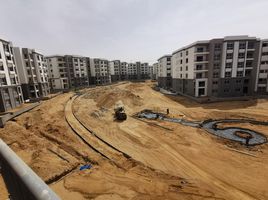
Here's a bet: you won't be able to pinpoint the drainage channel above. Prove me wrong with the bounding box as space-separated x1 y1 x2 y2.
135 110 267 146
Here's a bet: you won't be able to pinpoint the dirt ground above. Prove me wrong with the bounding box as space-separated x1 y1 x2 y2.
1 81 268 199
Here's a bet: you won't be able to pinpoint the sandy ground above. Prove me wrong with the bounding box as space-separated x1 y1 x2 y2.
1 81 268 199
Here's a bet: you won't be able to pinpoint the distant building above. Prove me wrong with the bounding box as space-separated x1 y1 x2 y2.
127 62 150 80
65 55 89 88
89 58 111 85
157 55 172 89
255 40 268 94
140 62 150 79
152 63 158 80
0 39 23 112
120 62 128 80
45 55 69 90
127 63 138 80
14 48 49 100
109 60 121 82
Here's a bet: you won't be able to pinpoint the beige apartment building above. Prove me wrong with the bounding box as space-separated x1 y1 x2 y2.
0 39 23 112
14 48 49 100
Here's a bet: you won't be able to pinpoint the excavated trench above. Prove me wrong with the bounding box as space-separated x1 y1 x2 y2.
136 110 267 146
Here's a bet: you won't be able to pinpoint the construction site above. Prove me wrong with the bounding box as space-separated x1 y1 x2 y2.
1 81 268 200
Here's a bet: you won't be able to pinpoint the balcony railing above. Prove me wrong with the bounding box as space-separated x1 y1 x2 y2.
0 139 60 200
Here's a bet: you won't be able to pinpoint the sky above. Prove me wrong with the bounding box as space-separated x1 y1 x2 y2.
0 0 268 64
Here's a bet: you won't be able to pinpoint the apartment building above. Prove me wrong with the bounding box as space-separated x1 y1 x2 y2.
152 63 158 80
65 55 89 88
255 40 268 94
0 39 23 112
169 35 265 100
158 55 172 89
45 55 69 90
89 58 111 85
109 60 121 82
127 63 138 80
127 62 150 80
140 62 150 79
120 62 128 80
14 48 49 100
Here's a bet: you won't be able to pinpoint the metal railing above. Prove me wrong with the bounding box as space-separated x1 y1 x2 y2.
0 139 60 200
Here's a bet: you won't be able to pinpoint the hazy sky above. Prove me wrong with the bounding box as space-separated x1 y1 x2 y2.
1 0 268 63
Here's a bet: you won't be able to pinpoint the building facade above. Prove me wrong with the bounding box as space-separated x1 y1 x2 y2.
120 62 128 80
0 39 23 112
167 35 267 101
140 62 150 79
109 60 121 82
89 58 111 85
255 40 268 94
45 55 69 90
150 63 158 80
158 55 172 89
65 55 89 88
14 48 49 100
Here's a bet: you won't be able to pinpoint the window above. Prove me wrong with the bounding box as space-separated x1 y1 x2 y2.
245 69 251 76
199 81 205 87
235 88 241 92
238 53 245 59
197 47 204 52
248 42 255 49
237 62 244 68
225 72 231 77
226 53 233 59
262 52 268 56
214 44 221 51
224 89 230 93
239 42 246 49
258 78 267 84
180 74 182 78
196 73 202 78
186 66 188 71
226 63 232 68
214 63 220 69
0 77 7 85
236 80 242 83
247 51 253 58
198 88 205 96
237 71 243 77
213 81 218 85
213 72 219 78
186 51 188 56
227 43 234 50
185 73 188 78
180 67 182 71
214 54 220 61
246 61 252 68
263 43 268 47
261 61 268 65
196 56 203 62
180 52 182 57
224 80 230 84
186 58 188 63
180 60 182 64
196 64 203 70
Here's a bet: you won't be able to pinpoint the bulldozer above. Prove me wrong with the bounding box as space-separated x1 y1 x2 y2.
114 101 127 121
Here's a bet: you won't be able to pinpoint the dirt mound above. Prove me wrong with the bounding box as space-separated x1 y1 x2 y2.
96 89 143 108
